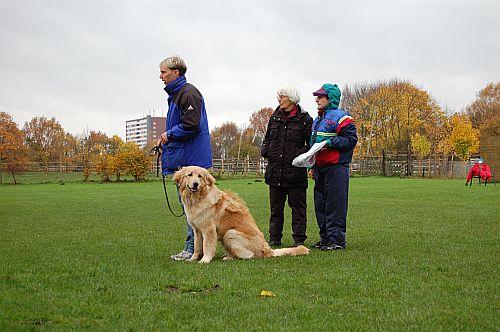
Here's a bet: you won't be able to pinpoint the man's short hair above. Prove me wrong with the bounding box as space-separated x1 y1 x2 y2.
159 55 187 76
277 85 300 104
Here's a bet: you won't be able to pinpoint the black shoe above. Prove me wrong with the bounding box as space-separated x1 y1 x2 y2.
312 241 326 249
268 240 282 247
292 242 304 247
320 243 346 251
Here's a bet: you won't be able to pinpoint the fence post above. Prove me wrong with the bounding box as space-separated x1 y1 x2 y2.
382 149 386 176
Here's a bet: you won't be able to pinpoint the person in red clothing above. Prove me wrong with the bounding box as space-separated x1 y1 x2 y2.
481 163 493 182
466 158 493 185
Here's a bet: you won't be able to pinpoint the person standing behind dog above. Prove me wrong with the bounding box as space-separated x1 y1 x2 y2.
261 85 313 247
158 55 212 261
309 83 357 251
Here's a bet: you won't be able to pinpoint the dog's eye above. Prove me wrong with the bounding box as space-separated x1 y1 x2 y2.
198 174 202 178
188 173 193 177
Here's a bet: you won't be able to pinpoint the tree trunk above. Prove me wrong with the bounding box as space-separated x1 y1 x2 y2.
450 154 454 178
427 158 431 178
406 144 411 177
44 163 48 182
366 107 377 158
11 170 17 184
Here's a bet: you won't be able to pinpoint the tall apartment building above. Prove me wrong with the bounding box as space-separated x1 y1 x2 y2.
125 115 166 149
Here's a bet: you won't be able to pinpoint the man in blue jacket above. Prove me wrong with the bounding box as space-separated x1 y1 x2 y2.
158 55 212 261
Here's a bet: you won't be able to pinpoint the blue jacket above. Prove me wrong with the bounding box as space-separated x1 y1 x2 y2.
161 75 212 174
311 107 357 166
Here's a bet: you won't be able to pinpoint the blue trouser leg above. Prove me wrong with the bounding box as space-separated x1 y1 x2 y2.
176 187 194 254
315 165 350 246
313 168 328 244
184 221 194 254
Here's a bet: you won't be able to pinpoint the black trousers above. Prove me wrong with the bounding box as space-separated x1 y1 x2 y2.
268 185 307 243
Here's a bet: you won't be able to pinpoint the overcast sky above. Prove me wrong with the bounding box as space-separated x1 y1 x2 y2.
1 0 499 139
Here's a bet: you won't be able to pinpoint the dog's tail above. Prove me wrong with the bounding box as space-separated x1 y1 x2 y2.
272 245 309 257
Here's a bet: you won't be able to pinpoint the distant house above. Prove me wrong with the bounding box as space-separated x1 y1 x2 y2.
126 115 166 149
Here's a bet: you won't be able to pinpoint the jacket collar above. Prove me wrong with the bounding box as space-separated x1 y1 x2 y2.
275 104 304 119
318 106 336 117
163 75 187 95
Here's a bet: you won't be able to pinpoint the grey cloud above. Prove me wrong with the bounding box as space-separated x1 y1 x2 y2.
1 0 499 137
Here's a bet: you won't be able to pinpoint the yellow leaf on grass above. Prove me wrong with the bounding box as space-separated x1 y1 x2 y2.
260 290 276 297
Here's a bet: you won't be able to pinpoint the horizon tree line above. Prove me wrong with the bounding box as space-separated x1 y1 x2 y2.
1 80 498 184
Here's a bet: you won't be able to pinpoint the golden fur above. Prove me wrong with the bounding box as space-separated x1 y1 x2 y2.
172 166 309 263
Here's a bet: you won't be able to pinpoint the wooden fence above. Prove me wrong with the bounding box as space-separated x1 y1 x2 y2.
0 156 483 179
351 155 472 178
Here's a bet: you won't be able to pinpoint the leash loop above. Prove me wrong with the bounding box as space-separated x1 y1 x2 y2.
150 145 185 217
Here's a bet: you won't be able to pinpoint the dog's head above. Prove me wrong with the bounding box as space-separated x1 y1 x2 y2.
172 166 215 195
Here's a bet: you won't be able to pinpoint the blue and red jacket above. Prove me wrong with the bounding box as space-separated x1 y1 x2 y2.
310 107 358 167
161 75 212 174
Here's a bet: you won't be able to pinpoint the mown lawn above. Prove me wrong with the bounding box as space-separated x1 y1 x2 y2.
0 177 498 330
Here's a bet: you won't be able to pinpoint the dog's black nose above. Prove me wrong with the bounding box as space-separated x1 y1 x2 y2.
192 182 199 188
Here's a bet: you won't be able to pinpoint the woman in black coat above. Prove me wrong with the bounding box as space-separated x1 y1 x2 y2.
261 85 313 247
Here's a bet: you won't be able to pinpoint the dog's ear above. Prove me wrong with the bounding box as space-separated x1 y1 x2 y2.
172 167 186 185
204 170 216 187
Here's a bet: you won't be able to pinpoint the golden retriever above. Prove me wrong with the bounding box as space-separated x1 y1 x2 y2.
172 166 309 263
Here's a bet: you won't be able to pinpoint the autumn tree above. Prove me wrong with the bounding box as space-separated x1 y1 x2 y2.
24 117 66 168
210 122 240 159
0 112 29 184
411 132 431 176
228 126 261 159
61 133 78 166
411 133 431 159
422 105 448 156
466 82 500 136
94 152 113 182
93 136 121 182
448 114 479 161
117 142 150 181
248 107 274 146
77 130 109 180
345 80 445 159
341 82 379 157
90 137 148 182
107 135 127 181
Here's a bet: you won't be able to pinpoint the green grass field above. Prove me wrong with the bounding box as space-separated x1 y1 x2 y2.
0 177 498 330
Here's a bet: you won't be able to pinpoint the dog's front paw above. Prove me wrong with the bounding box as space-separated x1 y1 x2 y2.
199 257 212 264
187 256 199 262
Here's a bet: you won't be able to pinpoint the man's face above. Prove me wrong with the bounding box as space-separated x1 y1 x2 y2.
315 95 329 110
159 66 180 85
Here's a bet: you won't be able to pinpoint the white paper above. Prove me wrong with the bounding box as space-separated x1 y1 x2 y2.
292 140 328 167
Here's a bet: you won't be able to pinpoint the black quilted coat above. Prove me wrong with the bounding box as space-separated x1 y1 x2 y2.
261 105 313 188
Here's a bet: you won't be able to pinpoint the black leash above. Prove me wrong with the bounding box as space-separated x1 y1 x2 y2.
149 146 185 218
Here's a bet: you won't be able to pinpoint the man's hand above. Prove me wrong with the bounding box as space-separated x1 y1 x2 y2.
160 132 168 145
308 169 314 179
